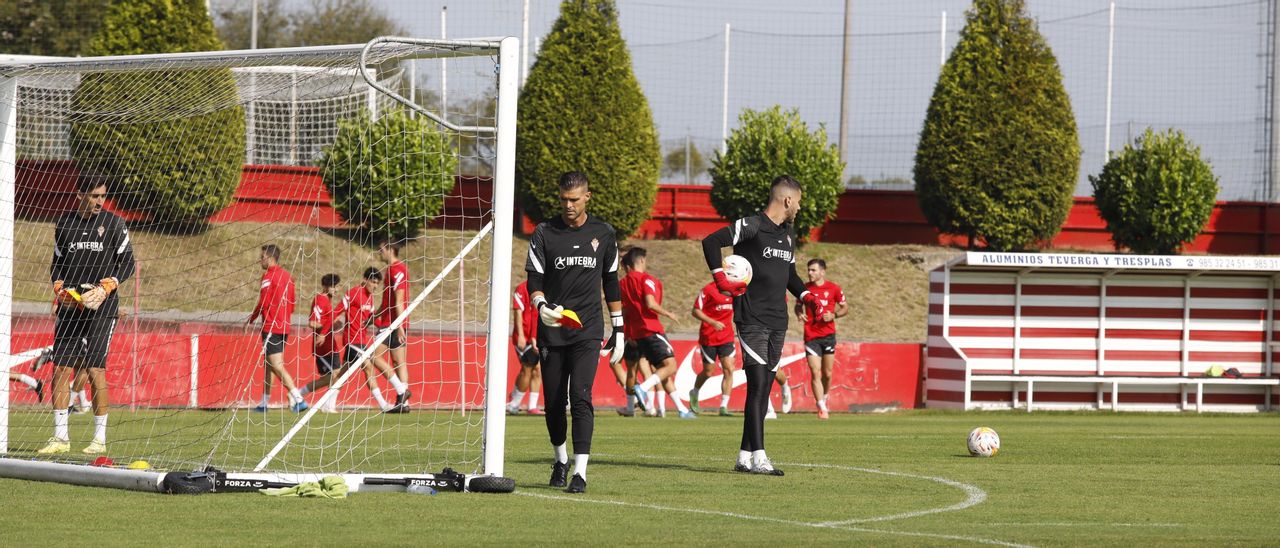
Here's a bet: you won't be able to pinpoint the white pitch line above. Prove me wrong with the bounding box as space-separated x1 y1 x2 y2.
517 491 1031 548
790 462 987 526
527 453 1024 547
986 522 1183 528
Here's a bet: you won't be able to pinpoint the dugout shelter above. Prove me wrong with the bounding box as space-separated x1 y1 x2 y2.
925 252 1280 412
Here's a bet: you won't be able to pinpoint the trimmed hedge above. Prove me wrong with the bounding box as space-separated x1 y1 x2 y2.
1090 128 1219 254
516 0 660 238
320 110 458 242
709 106 844 240
914 0 1080 251
70 0 244 225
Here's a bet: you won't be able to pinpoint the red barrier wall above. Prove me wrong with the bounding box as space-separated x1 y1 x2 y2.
7 330 922 411
14 160 492 231
18 159 1280 254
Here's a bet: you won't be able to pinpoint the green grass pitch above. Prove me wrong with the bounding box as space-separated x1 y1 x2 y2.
1 410 1277 546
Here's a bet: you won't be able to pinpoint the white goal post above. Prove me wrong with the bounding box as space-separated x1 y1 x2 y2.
0 36 518 493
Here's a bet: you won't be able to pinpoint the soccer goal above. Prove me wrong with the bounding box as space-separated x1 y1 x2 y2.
0 36 518 493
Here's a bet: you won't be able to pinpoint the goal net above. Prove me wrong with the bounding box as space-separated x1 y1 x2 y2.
0 37 518 491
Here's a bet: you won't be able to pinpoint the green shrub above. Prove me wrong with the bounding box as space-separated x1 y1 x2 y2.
1090 128 1219 254
70 0 244 225
709 106 844 240
320 110 458 242
516 0 660 238
914 0 1080 251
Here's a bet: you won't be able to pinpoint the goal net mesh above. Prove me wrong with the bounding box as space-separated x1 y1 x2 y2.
0 40 507 478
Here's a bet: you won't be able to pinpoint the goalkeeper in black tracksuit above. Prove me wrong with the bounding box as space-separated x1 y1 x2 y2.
701 175 816 476
37 179 135 456
525 171 624 495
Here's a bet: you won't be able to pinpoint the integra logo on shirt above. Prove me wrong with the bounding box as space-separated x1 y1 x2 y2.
554 255 598 270
69 241 104 252
761 246 792 262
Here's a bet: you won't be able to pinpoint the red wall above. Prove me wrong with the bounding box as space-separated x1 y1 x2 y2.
15 160 493 231
6 329 922 412
20 159 1280 254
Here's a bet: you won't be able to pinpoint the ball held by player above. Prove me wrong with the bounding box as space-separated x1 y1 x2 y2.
722 254 753 285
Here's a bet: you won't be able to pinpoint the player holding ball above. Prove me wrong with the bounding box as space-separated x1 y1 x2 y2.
701 175 816 476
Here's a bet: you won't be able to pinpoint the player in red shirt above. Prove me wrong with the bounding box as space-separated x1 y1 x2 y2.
506 279 544 415
245 244 306 412
624 248 695 419
334 267 399 411
794 258 848 419
690 281 736 416
297 274 342 412
372 240 412 413
610 253 640 415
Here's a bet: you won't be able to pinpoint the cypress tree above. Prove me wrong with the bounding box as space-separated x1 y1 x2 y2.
516 0 660 238
914 0 1080 251
70 0 245 225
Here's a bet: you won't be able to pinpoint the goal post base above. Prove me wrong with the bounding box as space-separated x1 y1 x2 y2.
0 458 515 494
209 469 516 494
0 457 166 493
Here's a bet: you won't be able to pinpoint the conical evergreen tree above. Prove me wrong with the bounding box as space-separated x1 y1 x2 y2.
516 0 660 238
914 0 1080 251
70 0 245 225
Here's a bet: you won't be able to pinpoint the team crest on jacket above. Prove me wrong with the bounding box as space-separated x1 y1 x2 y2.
97 226 105 237
591 238 599 251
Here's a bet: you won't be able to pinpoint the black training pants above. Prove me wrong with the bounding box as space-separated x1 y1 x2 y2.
737 323 785 452
540 339 600 454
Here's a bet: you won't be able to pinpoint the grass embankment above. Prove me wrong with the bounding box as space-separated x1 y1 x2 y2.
13 219 954 341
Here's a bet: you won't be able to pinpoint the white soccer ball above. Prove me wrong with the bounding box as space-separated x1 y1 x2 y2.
722 254 753 285
967 427 1000 457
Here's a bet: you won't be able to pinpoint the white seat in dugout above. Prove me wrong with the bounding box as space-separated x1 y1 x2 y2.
925 252 1280 413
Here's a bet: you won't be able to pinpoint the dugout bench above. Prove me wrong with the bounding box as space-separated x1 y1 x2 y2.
924 252 1280 412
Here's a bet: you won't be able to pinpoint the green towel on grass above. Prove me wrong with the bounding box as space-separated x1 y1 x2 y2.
260 475 348 498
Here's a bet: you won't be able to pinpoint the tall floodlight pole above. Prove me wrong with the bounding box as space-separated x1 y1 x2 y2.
940 11 947 66
722 23 731 154
1271 0 1280 201
838 0 853 170
1103 2 1115 164
247 0 259 163
250 0 258 49
441 7 448 117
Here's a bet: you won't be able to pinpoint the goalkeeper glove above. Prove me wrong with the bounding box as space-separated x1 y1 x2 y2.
80 283 107 311
799 290 818 307
81 277 118 312
533 295 564 327
600 311 625 364
711 269 747 297
53 280 81 309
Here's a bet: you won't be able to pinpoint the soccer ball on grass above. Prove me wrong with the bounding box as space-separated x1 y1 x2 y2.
967 427 1000 457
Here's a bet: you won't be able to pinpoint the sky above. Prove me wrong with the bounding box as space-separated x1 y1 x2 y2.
296 0 1269 198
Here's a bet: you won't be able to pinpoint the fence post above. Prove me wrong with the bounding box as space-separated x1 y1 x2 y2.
189 334 199 409
722 23 731 154
940 11 947 66
1104 2 1116 163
